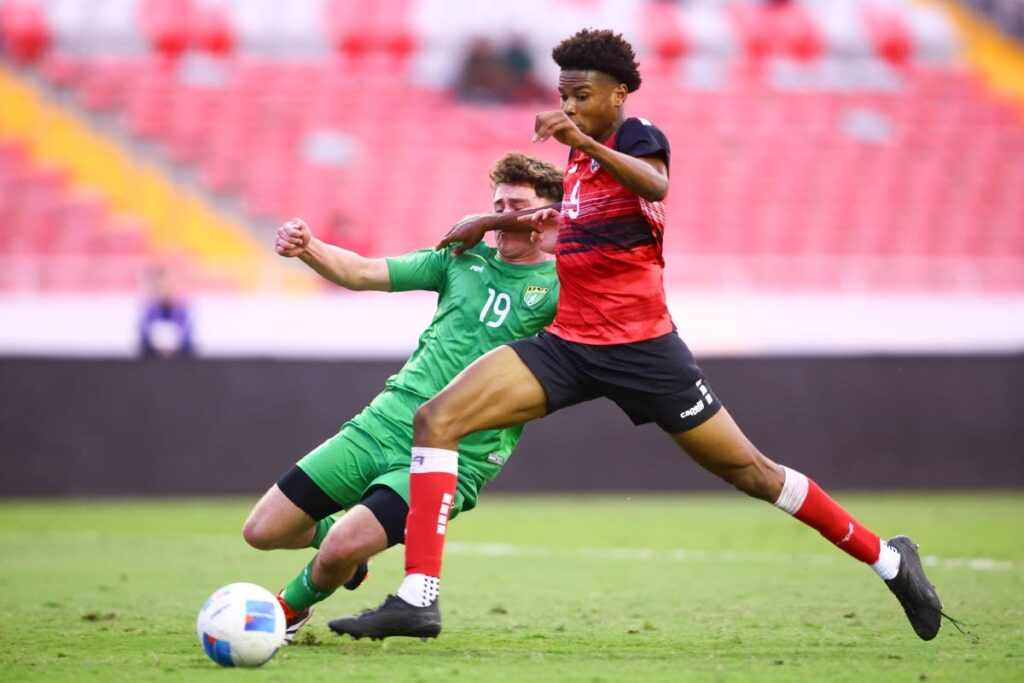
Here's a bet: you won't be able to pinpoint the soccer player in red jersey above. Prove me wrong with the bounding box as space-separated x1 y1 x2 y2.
329 29 951 643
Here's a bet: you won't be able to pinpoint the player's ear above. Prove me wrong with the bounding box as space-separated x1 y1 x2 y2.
613 83 627 107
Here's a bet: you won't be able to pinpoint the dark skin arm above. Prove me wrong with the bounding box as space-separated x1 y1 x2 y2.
435 203 561 255
533 110 668 202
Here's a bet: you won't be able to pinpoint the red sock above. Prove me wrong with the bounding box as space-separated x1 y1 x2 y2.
774 466 881 564
404 447 458 577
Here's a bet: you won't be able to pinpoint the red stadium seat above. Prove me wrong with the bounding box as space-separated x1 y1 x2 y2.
139 0 193 60
191 4 234 57
642 2 689 64
862 4 912 68
0 0 50 65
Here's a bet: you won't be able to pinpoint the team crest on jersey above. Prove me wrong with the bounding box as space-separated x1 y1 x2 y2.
523 285 549 308
590 158 601 173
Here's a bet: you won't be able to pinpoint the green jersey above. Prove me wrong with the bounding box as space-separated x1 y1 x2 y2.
385 242 559 399
295 242 558 517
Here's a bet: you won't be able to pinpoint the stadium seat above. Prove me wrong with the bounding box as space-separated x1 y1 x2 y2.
2 0 1020 293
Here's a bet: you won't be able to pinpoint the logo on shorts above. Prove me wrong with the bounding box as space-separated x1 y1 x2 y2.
523 285 549 308
486 453 506 466
680 400 705 419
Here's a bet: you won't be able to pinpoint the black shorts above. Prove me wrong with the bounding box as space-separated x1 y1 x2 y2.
509 330 722 433
277 466 408 547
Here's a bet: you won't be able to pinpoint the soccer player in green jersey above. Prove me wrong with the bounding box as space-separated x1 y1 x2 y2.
241 152 563 642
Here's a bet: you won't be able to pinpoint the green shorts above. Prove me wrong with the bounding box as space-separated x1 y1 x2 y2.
295 389 517 518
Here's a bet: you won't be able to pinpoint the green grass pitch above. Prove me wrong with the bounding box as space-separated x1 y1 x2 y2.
1 493 1022 682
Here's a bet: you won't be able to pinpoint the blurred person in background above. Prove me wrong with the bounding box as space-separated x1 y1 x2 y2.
332 28 957 644
138 266 194 359
457 37 546 104
241 152 563 643
456 38 510 104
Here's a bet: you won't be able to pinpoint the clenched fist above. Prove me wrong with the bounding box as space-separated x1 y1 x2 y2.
276 217 311 257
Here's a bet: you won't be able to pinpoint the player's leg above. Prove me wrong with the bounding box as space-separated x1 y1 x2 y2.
671 404 882 557
280 486 408 642
313 487 406 587
598 332 888 567
414 344 550 449
272 424 397 639
400 344 548 609
244 426 385 551
242 484 322 550
604 332 946 640
332 338 581 639
668 407 784 501
671 404 945 640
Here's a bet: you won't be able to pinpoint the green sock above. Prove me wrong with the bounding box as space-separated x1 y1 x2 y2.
310 515 336 549
281 560 335 612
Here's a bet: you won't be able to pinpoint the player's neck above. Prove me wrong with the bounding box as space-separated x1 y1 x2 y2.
496 252 552 266
593 113 626 144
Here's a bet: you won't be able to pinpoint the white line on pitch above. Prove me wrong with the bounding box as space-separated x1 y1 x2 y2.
445 542 1017 571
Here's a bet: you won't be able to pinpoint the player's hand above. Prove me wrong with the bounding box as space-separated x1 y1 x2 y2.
517 207 560 228
436 213 497 257
530 223 559 254
275 217 311 257
520 208 561 255
533 111 591 148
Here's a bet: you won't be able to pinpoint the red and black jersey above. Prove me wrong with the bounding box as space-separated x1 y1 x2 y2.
548 116 674 345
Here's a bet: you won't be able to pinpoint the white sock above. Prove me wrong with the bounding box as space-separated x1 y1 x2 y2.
772 466 809 515
872 539 901 580
397 573 440 607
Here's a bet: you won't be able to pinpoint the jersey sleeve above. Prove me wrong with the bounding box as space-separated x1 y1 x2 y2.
615 117 671 169
386 247 450 292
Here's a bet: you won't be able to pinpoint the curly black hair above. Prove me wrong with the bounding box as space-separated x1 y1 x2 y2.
490 152 564 202
551 29 641 93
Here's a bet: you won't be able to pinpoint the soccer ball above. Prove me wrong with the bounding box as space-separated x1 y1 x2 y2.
196 582 285 668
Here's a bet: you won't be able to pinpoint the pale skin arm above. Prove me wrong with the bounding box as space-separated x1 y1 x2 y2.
275 218 391 291
533 110 668 202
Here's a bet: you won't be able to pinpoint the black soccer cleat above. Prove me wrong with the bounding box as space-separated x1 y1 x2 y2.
884 535 945 640
343 561 370 591
282 606 314 645
328 594 441 640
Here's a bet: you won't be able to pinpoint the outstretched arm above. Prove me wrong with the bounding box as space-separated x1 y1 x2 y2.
435 204 562 255
534 111 668 202
276 218 391 291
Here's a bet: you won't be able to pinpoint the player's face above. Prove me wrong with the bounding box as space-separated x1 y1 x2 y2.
493 183 552 260
558 70 626 142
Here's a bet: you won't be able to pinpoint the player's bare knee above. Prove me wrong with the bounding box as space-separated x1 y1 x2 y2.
413 399 462 445
317 533 371 571
241 516 277 551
